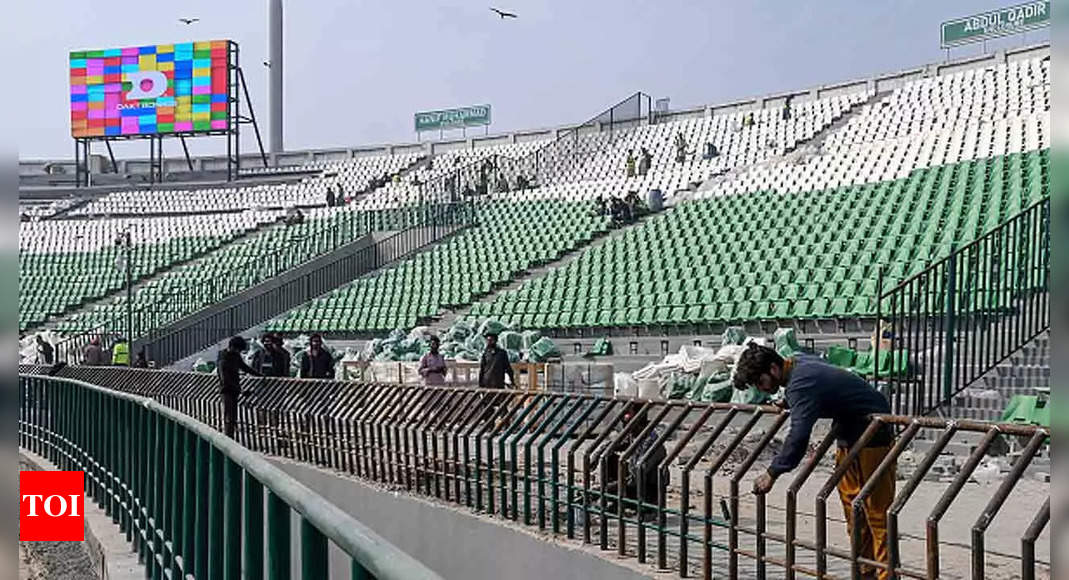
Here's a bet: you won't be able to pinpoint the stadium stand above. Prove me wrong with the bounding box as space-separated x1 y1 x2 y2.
253 92 873 335
19 211 279 332
264 199 610 333
70 152 423 216
470 57 1050 331
475 150 1048 329
50 205 371 337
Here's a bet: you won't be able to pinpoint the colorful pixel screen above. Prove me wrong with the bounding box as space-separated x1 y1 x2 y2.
70 40 231 139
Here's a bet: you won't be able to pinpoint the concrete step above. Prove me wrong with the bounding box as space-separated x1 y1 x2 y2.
993 364 1050 379
980 374 1050 391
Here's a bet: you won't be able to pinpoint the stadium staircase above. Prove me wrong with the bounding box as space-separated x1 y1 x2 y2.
430 210 663 333
693 90 887 197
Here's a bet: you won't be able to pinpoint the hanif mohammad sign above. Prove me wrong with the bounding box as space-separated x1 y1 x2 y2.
941 1 1049 48
415 105 491 132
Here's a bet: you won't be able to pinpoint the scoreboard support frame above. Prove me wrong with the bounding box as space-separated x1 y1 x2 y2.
72 41 268 187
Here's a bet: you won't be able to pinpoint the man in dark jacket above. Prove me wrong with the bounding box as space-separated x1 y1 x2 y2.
217 336 260 438
734 343 894 580
299 334 335 379
36 335 54 365
478 332 514 389
252 333 292 377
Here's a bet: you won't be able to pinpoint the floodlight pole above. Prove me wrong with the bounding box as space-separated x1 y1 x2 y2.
268 0 284 155
118 229 134 346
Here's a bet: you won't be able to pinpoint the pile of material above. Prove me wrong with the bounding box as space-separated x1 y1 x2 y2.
617 327 801 403
346 318 560 365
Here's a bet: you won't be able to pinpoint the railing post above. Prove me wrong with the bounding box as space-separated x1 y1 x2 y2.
181 429 196 576
244 475 265 580
194 436 209 579
224 457 243 580
300 518 328 579
942 244 957 408
267 491 291 580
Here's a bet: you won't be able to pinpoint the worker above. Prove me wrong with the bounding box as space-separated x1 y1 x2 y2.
217 336 261 438
638 147 651 176
82 337 105 366
111 338 130 366
418 336 448 386
734 343 894 580
478 332 514 389
35 335 54 365
252 333 292 378
325 187 336 208
299 334 335 379
674 132 687 164
626 150 636 177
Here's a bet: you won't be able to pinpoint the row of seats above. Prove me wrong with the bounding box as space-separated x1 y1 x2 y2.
53 205 376 336
698 57 1049 200
71 153 421 217
347 92 868 213
19 212 278 332
264 200 609 333
470 150 1048 329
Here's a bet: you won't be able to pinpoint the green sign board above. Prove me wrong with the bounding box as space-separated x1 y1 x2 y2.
414 105 492 132
941 1 1050 48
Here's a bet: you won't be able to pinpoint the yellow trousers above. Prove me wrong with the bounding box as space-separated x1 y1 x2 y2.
836 446 896 580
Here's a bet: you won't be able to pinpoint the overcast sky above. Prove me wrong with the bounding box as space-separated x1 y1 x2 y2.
12 0 1049 160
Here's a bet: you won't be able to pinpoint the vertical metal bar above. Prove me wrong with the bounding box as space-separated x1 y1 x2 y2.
267 491 291 580
180 429 195 576
1020 498 1049 580
926 428 999 579
849 422 920 579
815 420 884 578
194 436 209 579
208 448 224 579
301 518 328 579
728 412 788 580
785 430 836 580
244 475 265 580
971 431 1046 580
223 458 243 580
943 245 956 408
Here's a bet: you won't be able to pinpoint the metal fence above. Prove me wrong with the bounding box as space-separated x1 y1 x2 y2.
56 202 475 367
30 366 1052 580
18 373 441 580
876 197 1050 416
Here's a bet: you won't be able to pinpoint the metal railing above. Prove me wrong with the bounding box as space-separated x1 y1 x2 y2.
35 366 1052 580
18 373 441 580
875 197 1050 416
55 201 476 365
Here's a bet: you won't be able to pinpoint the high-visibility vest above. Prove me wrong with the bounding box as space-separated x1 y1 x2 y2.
112 342 130 366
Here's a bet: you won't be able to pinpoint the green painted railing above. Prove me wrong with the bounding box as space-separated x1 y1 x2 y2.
18 373 441 580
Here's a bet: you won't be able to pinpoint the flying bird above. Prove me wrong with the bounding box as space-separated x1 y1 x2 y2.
490 7 517 19
178 17 199 25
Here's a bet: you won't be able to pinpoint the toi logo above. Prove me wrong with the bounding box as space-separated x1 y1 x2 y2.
20 471 85 541
125 70 168 100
